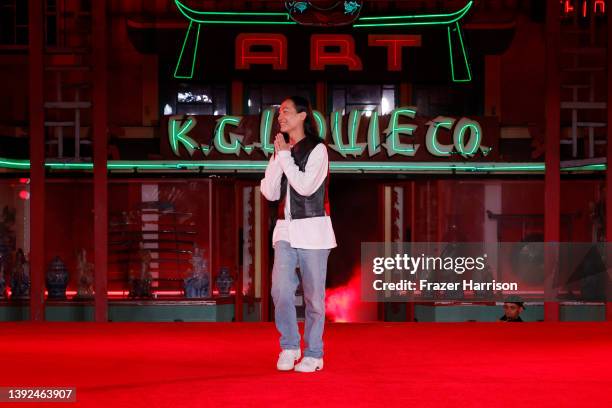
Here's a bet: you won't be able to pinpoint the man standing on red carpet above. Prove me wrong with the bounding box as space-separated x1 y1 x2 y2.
260 96 336 373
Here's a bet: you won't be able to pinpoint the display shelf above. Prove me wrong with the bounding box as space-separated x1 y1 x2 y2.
108 205 200 295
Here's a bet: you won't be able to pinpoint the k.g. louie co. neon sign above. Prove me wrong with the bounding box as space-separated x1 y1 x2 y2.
167 107 491 160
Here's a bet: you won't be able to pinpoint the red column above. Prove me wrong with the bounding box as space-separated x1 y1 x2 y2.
208 180 214 300
437 180 444 243
402 76 414 321
406 181 416 322
93 0 108 322
234 184 243 322
316 81 327 114
544 0 560 322
260 192 270 322
607 2 612 322
399 82 411 106
231 80 244 115
377 185 385 321
230 81 243 321
28 0 45 322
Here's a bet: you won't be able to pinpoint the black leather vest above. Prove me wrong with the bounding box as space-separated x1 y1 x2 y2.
277 137 330 220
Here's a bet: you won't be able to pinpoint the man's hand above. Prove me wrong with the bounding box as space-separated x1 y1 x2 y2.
274 133 290 153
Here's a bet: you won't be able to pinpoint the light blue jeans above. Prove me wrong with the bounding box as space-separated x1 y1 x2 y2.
271 240 331 358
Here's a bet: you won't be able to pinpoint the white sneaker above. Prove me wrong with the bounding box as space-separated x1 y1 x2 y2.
276 349 301 371
294 356 324 372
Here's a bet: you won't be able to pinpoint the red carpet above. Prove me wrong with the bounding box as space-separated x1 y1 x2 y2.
1 322 611 407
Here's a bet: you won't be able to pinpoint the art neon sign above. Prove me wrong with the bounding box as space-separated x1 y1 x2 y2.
173 0 473 82
234 33 421 72
166 107 491 160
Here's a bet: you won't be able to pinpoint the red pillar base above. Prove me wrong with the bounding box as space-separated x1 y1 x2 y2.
406 303 415 322
544 302 560 322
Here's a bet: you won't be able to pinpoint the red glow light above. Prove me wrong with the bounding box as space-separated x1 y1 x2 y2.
325 268 361 322
311 34 362 71
236 33 287 70
368 35 422 71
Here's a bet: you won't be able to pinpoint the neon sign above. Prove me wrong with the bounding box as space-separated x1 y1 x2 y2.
235 33 288 70
561 0 606 17
0 156 552 174
166 108 491 160
233 33 422 73
173 0 473 82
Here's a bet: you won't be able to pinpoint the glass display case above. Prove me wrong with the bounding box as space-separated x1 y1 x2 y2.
0 176 268 322
0 179 30 304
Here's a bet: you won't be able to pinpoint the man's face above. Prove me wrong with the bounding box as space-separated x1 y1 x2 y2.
503 303 523 319
278 99 306 134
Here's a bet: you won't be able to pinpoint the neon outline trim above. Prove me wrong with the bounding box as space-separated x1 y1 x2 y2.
0 157 551 173
4 157 611 173
447 21 472 82
175 0 294 24
174 21 201 79
356 2 472 22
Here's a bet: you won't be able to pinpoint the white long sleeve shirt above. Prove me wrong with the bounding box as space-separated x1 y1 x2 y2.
260 143 337 250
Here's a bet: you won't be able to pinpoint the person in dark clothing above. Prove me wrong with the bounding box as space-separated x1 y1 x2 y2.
499 302 525 322
260 96 336 373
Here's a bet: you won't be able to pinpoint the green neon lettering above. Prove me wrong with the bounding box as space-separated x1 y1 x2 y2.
367 111 381 156
454 118 482 157
425 117 455 157
384 107 419 157
312 110 327 141
259 107 275 156
330 110 342 154
169 116 198 157
214 116 243 156
330 110 366 157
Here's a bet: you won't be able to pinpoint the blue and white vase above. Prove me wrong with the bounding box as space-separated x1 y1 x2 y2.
215 267 233 297
46 256 69 300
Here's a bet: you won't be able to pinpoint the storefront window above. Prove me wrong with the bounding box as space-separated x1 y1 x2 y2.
412 84 479 117
245 83 314 114
108 180 214 299
0 0 29 47
44 179 93 300
168 83 228 116
330 84 396 115
0 179 30 299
